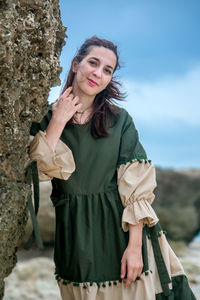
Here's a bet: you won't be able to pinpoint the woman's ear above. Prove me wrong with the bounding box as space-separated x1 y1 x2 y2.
72 59 79 73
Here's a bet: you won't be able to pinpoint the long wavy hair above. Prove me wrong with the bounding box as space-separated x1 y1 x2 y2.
60 36 126 139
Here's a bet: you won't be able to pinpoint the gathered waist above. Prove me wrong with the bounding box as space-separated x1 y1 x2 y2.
50 186 120 207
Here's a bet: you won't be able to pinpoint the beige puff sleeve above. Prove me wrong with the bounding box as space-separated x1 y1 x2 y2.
28 130 75 181
117 159 159 232
116 110 159 232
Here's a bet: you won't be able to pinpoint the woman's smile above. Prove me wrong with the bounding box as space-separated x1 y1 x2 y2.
88 78 98 87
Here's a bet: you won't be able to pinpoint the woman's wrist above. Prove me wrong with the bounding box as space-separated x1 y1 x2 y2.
127 241 142 250
45 118 66 151
51 114 68 127
127 220 143 249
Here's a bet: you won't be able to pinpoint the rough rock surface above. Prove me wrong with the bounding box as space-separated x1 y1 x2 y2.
153 168 200 242
0 1 66 298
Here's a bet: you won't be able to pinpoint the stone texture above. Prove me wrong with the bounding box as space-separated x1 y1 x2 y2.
0 1 66 298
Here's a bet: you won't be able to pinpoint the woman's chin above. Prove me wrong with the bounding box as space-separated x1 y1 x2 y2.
80 87 100 97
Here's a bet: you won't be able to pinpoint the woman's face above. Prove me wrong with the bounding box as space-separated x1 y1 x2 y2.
72 46 117 97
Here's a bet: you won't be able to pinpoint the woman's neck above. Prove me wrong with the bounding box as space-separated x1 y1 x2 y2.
72 82 95 113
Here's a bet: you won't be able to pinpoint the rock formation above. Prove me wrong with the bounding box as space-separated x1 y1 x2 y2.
0 1 66 298
153 168 200 242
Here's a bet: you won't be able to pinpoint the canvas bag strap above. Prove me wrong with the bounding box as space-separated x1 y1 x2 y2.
24 161 44 250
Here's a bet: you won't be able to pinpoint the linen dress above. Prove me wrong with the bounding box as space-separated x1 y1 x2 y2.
28 105 196 300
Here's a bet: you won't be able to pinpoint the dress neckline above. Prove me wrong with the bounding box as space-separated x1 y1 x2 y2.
72 122 89 126
71 117 92 126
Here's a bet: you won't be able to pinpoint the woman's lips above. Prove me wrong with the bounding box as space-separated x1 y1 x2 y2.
88 78 98 87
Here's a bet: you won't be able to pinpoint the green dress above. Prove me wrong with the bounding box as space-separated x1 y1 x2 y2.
29 105 196 300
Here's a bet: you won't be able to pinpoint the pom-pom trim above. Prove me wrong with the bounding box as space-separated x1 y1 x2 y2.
117 157 152 168
54 269 153 289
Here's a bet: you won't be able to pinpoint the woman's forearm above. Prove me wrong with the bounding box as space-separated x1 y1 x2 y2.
45 117 66 152
128 220 143 249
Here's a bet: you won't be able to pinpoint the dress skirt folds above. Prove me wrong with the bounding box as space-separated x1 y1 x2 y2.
28 105 196 300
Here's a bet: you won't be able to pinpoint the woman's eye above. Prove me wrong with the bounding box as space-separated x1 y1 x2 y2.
105 69 112 74
89 61 96 65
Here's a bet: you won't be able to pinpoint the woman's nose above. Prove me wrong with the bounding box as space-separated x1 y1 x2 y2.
93 67 102 78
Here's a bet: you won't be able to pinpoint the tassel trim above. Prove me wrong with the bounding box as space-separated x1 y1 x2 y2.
147 229 167 240
117 157 151 168
55 270 153 288
145 223 167 240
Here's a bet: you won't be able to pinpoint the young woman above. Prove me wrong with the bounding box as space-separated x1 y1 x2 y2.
29 36 196 299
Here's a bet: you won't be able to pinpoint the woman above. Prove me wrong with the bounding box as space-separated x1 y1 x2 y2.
28 36 196 299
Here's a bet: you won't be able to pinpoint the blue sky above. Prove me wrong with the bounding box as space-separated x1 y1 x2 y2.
48 0 200 169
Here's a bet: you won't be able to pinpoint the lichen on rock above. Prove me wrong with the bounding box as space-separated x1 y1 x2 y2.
0 0 66 298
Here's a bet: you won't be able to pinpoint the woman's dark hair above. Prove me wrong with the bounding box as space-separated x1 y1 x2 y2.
60 36 126 139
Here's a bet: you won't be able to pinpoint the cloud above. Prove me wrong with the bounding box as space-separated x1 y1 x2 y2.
122 64 200 126
120 65 200 168
48 85 62 104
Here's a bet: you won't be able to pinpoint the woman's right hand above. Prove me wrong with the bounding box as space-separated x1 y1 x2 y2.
52 86 83 125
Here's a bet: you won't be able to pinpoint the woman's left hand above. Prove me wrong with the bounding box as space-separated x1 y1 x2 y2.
120 244 143 288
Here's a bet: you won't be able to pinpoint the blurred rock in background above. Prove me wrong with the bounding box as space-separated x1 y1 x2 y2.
153 168 200 242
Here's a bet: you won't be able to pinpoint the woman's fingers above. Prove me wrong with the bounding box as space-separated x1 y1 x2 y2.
63 86 73 97
72 95 80 104
120 259 126 279
124 263 134 288
56 91 76 108
56 87 73 103
74 103 83 111
52 101 58 111
58 88 78 104
51 87 84 123
123 262 143 288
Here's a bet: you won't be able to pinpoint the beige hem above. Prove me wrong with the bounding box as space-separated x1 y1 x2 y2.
57 274 157 300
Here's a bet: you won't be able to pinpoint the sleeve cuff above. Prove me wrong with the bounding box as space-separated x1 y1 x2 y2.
121 198 159 232
29 131 75 181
